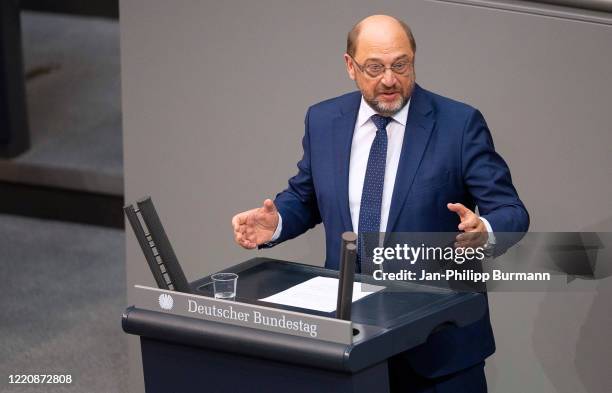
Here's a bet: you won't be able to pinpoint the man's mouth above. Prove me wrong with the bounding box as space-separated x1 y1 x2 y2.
379 92 399 99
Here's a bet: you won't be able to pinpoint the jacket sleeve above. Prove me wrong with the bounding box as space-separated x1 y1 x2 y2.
264 107 322 247
461 109 530 237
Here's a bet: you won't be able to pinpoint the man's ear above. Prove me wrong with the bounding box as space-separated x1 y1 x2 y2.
344 53 356 81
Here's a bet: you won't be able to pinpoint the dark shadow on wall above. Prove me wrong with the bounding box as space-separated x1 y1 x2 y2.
574 277 612 393
573 226 612 393
532 220 612 393
532 290 592 393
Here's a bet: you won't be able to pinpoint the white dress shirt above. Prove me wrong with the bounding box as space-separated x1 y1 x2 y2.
271 96 494 241
348 97 409 233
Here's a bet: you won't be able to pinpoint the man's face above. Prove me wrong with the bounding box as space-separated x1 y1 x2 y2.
344 24 415 116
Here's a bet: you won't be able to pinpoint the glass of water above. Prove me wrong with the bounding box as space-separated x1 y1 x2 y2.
211 273 238 301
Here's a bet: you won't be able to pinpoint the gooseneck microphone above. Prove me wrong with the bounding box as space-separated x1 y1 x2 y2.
336 232 358 320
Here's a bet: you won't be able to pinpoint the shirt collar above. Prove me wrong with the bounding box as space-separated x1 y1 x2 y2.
356 95 411 128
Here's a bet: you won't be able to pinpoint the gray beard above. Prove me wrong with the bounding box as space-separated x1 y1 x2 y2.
365 95 408 116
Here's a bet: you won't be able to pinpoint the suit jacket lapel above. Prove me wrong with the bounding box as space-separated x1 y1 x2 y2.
386 85 436 233
331 92 361 232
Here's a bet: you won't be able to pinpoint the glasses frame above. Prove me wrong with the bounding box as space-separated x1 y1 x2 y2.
348 54 413 78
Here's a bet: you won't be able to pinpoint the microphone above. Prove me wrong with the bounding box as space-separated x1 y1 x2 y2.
336 232 358 320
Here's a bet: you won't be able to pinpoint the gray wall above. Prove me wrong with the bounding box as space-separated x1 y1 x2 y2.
120 1 612 392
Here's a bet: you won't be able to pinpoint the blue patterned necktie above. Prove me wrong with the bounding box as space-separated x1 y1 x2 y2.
357 114 391 273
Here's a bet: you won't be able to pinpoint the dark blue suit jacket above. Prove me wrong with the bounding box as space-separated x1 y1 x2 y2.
271 84 529 378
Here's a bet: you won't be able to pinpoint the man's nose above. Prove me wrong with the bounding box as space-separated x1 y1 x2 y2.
380 68 397 87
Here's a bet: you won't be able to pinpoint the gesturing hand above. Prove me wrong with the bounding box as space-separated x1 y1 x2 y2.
447 203 488 248
231 199 279 249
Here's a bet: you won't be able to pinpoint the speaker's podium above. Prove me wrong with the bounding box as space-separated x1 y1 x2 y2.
122 257 486 393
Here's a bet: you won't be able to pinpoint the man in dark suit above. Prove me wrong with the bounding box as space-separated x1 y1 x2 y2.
232 14 528 392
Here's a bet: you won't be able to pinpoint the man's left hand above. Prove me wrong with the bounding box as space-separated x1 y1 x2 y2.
447 203 488 248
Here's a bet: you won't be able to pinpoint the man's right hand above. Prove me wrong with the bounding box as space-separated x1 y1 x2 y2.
231 199 279 249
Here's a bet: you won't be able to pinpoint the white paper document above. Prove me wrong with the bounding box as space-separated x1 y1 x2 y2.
259 276 384 313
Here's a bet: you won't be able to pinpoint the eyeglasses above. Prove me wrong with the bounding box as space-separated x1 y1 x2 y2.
349 54 413 78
